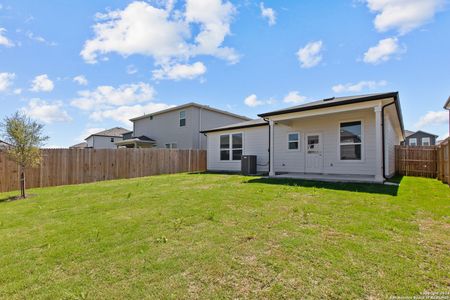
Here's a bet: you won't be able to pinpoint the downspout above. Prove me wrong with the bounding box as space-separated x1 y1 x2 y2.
381 101 396 180
262 117 271 175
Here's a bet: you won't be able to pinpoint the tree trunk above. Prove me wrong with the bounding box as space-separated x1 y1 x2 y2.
20 165 26 198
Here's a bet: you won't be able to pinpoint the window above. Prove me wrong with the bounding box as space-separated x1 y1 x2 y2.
220 133 243 161
340 121 362 160
422 137 430 146
288 133 299 150
179 111 186 127
165 143 177 149
110 138 114 142
409 138 417 146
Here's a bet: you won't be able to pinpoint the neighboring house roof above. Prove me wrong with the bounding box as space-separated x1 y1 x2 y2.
69 142 88 149
201 119 268 133
404 130 415 137
115 135 156 146
85 127 129 140
444 96 450 110
405 130 439 138
0 139 12 146
258 92 404 133
129 102 251 122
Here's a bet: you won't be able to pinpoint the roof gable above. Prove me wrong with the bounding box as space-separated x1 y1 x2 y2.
86 127 129 140
406 130 438 138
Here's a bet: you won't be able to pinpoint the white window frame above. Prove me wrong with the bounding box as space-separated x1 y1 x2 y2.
287 132 300 151
421 137 430 146
338 120 364 162
409 138 417 146
219 132 243 161
165 143 178 149
179 111 186 127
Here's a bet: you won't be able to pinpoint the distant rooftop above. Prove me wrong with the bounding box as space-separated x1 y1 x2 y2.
130 102 251 122
201 119 267 133
86 127 129 140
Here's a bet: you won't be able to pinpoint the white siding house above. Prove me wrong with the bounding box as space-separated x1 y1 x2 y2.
205 120 269 172
83 127 129 149
202 92 404 183
122 103 250 149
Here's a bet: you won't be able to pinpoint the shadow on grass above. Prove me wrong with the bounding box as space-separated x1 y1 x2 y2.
244 177 401 196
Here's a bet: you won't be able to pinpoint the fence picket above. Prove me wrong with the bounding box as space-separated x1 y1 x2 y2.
0 148 207 193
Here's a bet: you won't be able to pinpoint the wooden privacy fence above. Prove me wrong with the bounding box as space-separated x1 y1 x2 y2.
0 148 207 193
395 146 437 178
437 138 450 184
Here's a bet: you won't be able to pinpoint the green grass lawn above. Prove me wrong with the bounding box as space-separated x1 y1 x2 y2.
0 174 448 299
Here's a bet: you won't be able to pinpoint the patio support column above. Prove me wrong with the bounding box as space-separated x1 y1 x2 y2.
374 105 383 182
269 120 275 176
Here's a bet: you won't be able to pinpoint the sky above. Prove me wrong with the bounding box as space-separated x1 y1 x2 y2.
0 0 449 147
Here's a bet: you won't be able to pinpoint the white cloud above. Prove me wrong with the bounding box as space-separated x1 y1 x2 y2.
152 61 206 80
81 0 238 67
260 2 276 26
26 31 57 46
90 102 174 125
13 88 22 95
245 94 274 107
365 0 445 35
21 99 72 124
0 28 14 47
415 111 448 129
0 72 15 92
296 40 323 68
332 80 388 93
30 74 54 92
73 75 88 86
71 82 155 110
126 64 138 74
283 91 306 104
363 37 405 64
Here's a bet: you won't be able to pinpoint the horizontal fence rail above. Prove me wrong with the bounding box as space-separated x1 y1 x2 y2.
0 148 207 193
395 145 438 178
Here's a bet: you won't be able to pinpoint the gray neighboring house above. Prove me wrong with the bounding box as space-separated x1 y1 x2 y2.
403 130 438 146
69 142 88 149
117 103 250 149
0 139 12 149
81 127 129 149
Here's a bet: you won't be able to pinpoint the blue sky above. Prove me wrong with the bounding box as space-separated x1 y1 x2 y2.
0 0 449 147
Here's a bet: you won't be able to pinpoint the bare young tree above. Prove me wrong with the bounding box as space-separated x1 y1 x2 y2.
1 112 48 198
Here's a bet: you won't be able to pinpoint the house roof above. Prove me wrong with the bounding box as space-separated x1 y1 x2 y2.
444 96 450 110
0 139 12 146
258 92 404 134
115 135 156 145
200 119 268 133
404 130 415 137
85 127 130 140
129 102 251 122
405 130 439 138
69 142 88 148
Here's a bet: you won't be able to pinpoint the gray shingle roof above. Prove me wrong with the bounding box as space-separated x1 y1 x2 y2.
69 142 88 149
404 130 415 137
201 119 268 133
86 127 129 139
